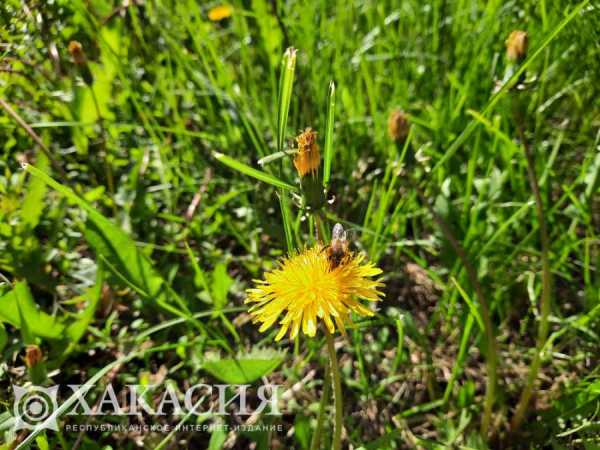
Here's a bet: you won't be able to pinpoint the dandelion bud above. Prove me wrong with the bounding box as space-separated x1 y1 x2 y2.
68 40 86 66
387 109 410 143
24 345 43 368
68 40 93 85
293 128 321 178
293 128 325 210
506 30 528 63
24 345 47 384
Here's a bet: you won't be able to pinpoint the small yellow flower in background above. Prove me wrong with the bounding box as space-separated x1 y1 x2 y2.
293 128 321 178
246 245 384 341
208 4 233 21
506 30 528 62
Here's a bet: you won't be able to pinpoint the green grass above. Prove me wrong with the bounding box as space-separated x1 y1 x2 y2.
1 0 599 449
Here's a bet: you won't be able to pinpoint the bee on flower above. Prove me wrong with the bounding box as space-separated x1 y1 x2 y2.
246 223 384 341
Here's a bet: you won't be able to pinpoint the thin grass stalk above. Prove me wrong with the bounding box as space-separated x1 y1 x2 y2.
414 184 497 437
309 362 331 450
510 102 552 431
325 328 343 450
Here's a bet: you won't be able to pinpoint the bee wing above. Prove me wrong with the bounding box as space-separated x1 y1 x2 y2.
332 223 347 241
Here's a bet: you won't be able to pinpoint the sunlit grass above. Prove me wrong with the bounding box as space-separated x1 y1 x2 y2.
0 0 599 448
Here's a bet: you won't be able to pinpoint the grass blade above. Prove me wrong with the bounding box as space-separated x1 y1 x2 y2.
213 151 297 191
277 48 297 153
433 0 590 172
21 163 195 322
278 190 296 251
451 277 484 331
258 149 296 166
323 81 336 187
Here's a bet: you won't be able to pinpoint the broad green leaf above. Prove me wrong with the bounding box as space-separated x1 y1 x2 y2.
202 349 285 384
75 27 119 123
184 241 211 298
365 429 403 450
208 423 227 450
34 435 49 450
20 152 48 229
0 286 21 328
66 262 104 344
213 152 296 191
294 414 311 449
584 151 600 200
0 411 15 433
16 293 35 346
211 262 233 310
0 324 7 352
0 280 64 339
22 164 187 318
84 218 165 301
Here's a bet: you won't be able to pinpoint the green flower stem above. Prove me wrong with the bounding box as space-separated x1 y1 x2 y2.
314 212 328 244
325 329 343 450
510 99 552 431
414 184 497 437
309 360 331 450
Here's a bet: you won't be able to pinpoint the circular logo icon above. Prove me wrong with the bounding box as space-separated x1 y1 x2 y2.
13 385 59 431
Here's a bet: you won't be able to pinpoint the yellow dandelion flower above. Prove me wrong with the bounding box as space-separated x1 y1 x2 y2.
208 4 233 22
245 245 384 341
293 128 321 178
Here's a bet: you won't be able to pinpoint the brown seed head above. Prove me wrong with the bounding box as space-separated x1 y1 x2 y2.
388 109 410 143
25 345 43 368
68 40 87 65
506 30 528 62
293 128 321 178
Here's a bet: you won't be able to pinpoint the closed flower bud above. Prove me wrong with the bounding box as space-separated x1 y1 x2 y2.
68 40 86 66
388 110 410 143
25 345 43 368
506 30 528 63
293 128 321 178
68 40 94 85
